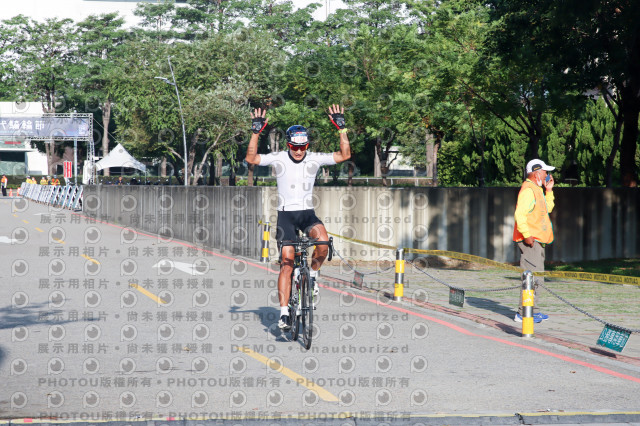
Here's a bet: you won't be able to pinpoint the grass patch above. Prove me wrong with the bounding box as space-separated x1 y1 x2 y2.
548 258 640 278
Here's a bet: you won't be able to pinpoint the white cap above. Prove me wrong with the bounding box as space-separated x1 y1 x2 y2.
526 159 555 174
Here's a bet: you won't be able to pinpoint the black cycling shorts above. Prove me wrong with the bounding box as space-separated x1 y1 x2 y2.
276 209 324 243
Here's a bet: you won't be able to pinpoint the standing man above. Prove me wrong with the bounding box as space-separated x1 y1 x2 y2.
513 159 555 323
245 104 351 330
1 175 7 196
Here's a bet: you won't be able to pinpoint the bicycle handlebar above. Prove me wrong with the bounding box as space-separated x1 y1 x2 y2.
279 237 334 262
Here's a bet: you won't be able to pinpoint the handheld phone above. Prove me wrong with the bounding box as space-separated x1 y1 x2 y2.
545 174 551 183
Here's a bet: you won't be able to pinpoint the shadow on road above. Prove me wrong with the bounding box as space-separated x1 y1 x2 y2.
0 300 100 370
229 305 284 338
465 296 515 320
0 301 99 330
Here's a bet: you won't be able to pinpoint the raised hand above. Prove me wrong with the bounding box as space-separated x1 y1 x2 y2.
251 108 268 134
328 104 346 130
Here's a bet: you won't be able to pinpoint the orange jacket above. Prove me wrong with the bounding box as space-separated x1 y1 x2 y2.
513 180 554 244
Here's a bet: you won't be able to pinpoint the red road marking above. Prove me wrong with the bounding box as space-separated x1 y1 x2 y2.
71 211 640 383
70 212 273 271
320 285 640 384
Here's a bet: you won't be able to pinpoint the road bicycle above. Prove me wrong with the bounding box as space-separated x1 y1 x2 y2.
279 235 333 350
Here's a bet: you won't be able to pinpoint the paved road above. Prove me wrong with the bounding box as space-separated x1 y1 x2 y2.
1 197 639 424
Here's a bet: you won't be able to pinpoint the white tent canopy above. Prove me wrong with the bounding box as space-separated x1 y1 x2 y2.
95 143 146 173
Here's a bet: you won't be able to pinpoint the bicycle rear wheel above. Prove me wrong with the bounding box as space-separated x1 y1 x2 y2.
300 267 313 349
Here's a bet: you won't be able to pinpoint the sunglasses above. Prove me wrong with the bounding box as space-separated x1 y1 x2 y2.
288 143 308 152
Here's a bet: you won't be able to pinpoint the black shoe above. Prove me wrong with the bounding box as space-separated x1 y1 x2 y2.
278 315 291 330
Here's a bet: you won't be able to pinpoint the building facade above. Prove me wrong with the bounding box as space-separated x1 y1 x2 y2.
0 102 48 176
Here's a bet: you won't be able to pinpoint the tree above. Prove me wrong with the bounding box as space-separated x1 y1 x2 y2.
0 16 27 100
10 16 77 174
75 13 128 176
172 0 317 42
133 1 177 43
572 99 621 186
251 0 320 48
178 83 251 185
487 0 640 186
110 29 282 185
173 0 263 38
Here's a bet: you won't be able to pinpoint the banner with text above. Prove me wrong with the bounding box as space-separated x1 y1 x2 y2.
0 116 91 139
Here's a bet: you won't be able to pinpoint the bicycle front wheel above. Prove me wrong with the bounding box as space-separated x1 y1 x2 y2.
300 267 313 349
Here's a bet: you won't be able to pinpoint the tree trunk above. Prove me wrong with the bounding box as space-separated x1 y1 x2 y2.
160 157 167 177
269 129 279 152
347 162 354 187
208 158 216 185
247 163 254 187
216 155 223 185
426 132 436 185
102 99 111 176
381 164 389 187
375 138 392 187
374 143 382 177
619 86 640 187
43 141 52 175
428 133 441 186
477 134 486 187
269 129 279 177
527 131 541 162
42 92 55 175
186 132 199 186
605 117 623 188
229 165 236 186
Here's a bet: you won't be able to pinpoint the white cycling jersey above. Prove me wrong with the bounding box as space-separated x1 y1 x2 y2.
259 151 336 211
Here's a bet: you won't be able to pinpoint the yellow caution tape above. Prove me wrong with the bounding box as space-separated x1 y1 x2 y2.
327 231 396 250
541 270 640 286
329 232 640 287
404 248 522 272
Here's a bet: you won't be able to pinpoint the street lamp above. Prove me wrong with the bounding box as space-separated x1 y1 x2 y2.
155 57 188 187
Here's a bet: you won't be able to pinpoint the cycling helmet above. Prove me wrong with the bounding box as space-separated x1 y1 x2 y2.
286 125 309 146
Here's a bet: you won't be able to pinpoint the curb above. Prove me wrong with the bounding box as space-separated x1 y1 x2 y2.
2 412 640 425
320 272 640 367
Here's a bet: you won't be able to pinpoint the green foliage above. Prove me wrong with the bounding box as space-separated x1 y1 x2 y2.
437 140 472 186
572 100 621 186
109 28 283 184
2 0 638 187
486 0 640 185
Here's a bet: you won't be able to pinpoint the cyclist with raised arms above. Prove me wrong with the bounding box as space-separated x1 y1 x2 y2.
245 104 351 330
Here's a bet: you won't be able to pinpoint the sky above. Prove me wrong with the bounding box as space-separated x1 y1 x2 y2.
0 0 346 25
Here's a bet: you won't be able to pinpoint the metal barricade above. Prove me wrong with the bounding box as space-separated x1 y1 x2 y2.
18 183 83 211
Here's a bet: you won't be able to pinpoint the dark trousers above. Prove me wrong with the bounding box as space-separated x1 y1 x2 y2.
1 187 6 196
517 241 545 315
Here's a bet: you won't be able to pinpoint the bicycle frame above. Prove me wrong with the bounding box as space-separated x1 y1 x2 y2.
279 236 333 349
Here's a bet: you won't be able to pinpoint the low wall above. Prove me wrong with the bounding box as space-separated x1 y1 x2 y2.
261 187 639 263
83 186 639 264
83 186 264 258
